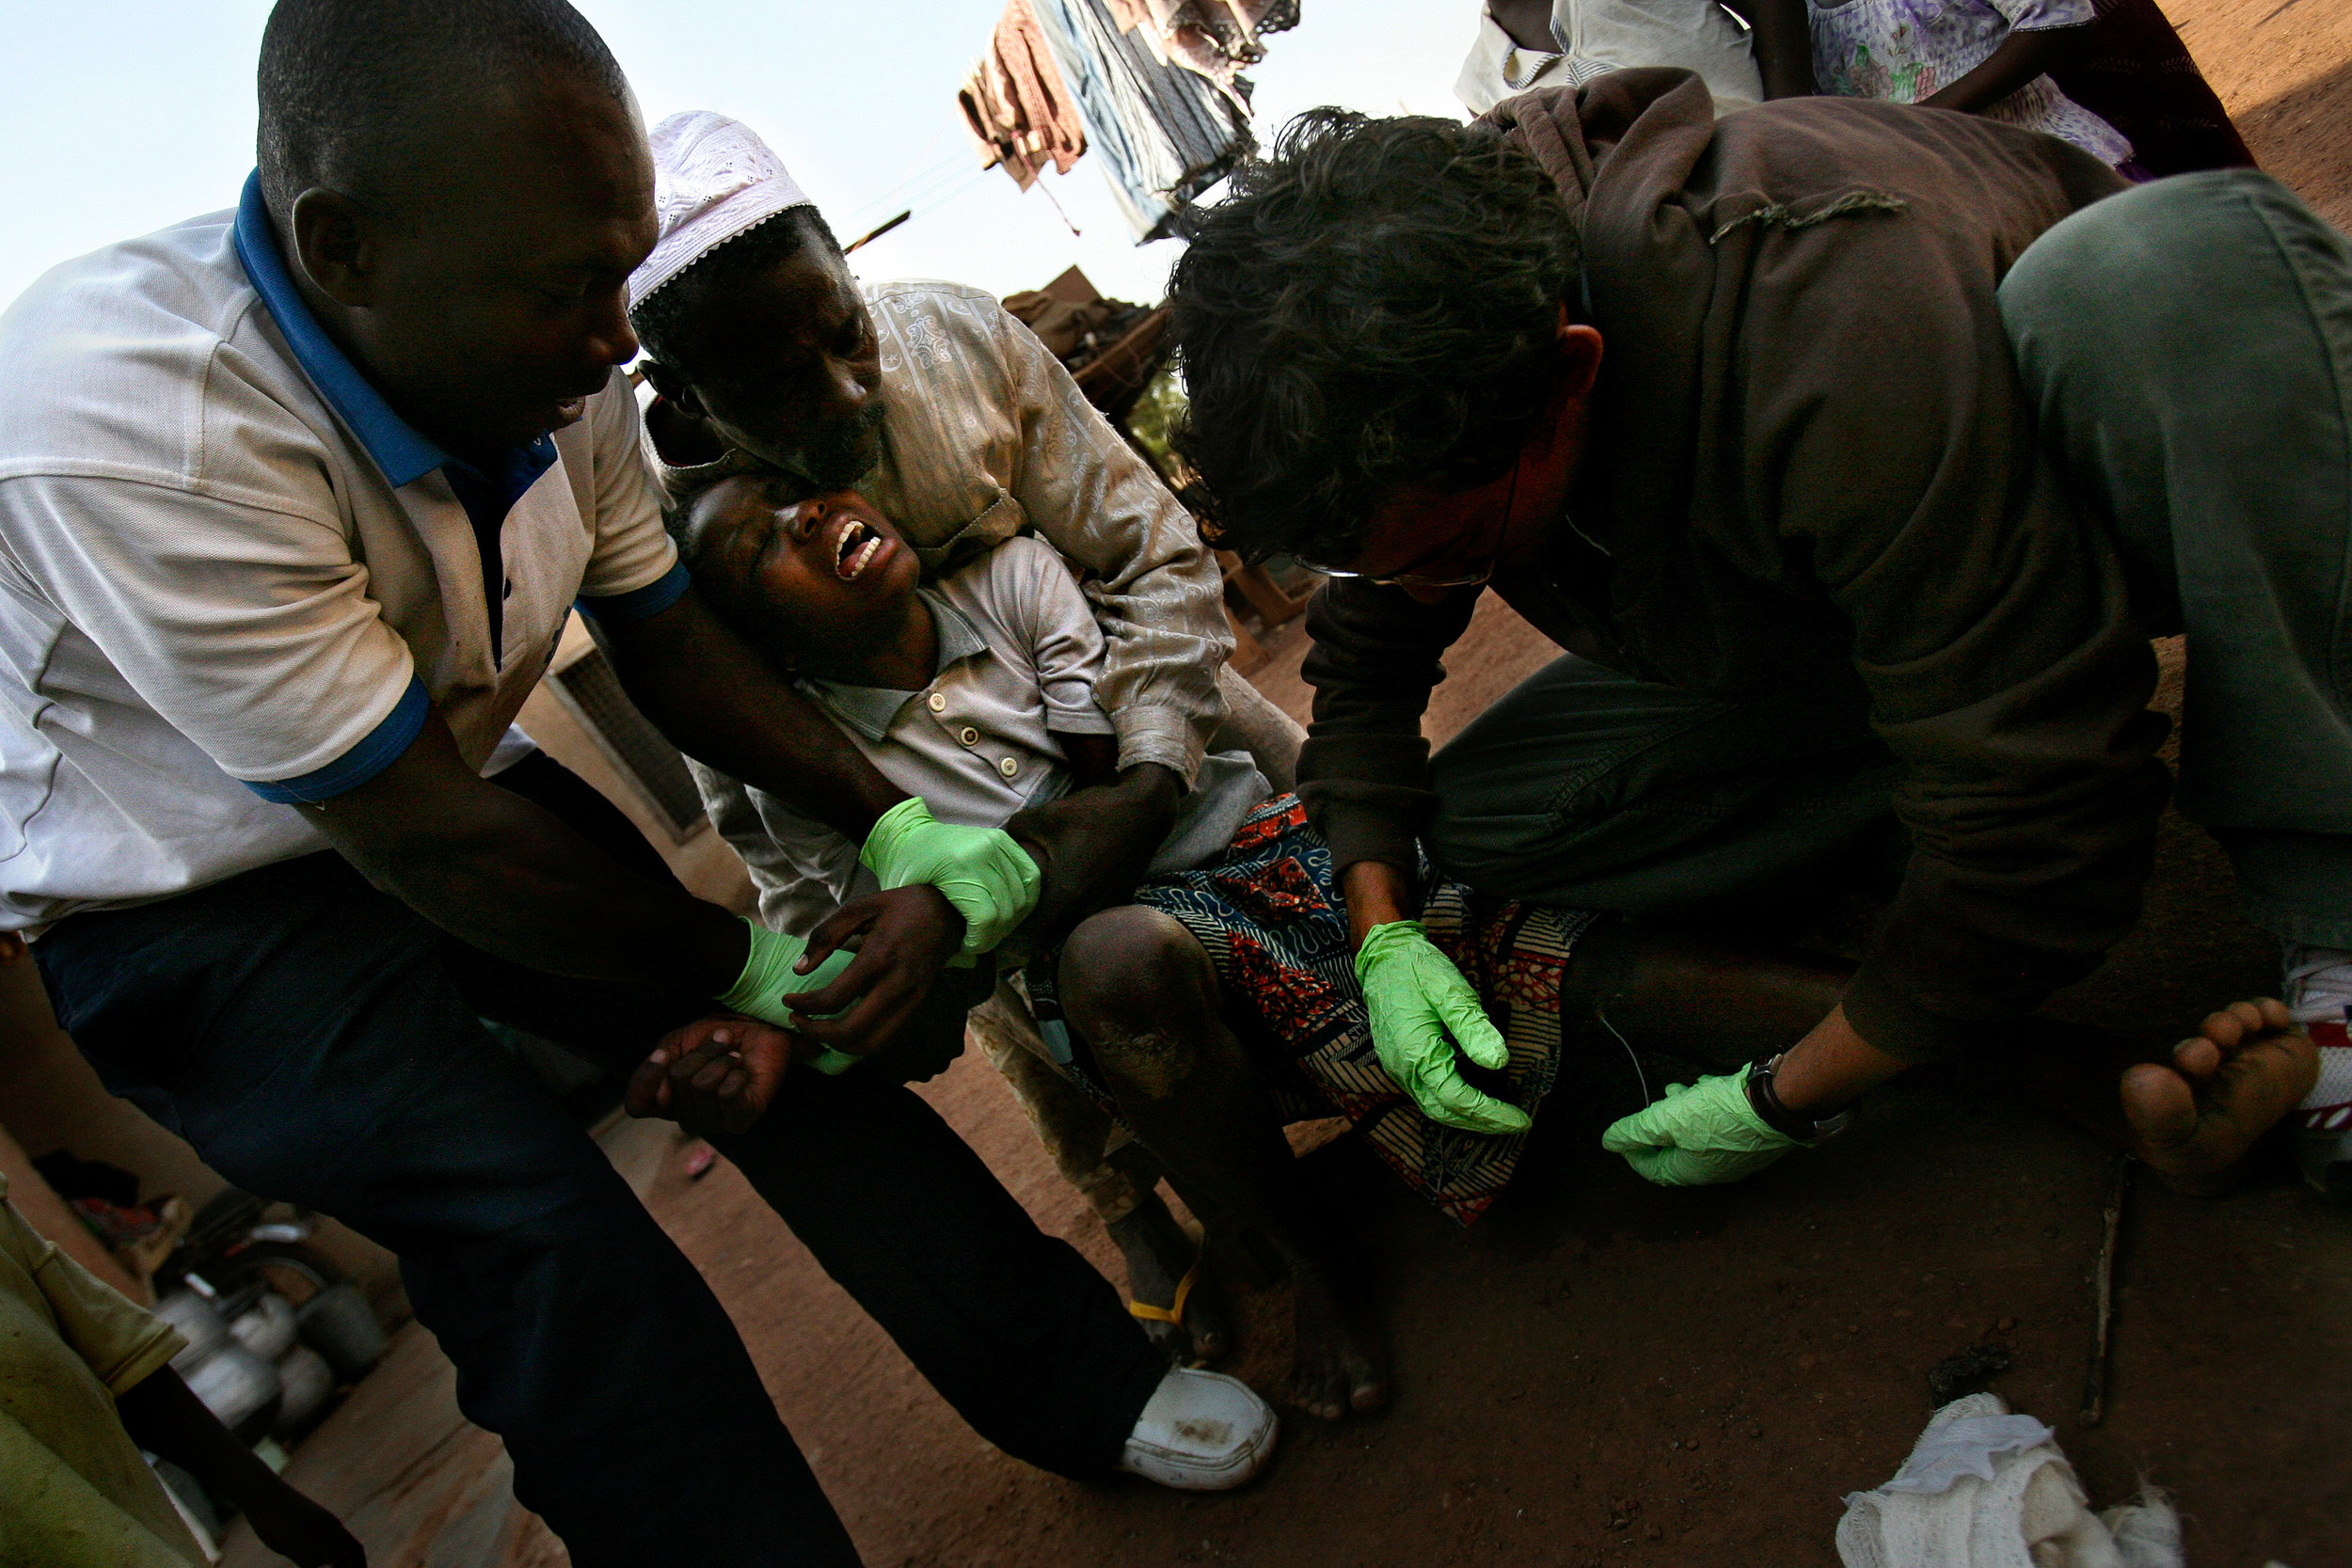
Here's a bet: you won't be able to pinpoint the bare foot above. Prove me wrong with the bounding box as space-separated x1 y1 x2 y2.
1107 1200 1231 1364
2119 998 2319 1196
1288 1256 1391 1421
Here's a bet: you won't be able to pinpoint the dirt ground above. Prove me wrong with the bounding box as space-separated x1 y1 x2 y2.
226 4 2352 1563
564 641 2346 1568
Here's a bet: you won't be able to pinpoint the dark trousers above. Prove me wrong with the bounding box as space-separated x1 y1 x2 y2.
34 755 1165 1568
2004 169 2352 947
1431 174 2352 954
1423 654 1902 917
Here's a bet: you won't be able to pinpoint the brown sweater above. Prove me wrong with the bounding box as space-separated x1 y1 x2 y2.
1297 71 2171 1060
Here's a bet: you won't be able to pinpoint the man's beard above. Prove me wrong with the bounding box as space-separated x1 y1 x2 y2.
785 403 887 490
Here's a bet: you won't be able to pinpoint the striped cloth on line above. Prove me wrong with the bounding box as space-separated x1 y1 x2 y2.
1028 0 1254 240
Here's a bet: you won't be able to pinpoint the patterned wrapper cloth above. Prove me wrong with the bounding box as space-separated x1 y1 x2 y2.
1022 794 1598 1227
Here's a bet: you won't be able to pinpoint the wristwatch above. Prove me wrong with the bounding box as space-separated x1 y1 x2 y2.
1745 1053 1852 1144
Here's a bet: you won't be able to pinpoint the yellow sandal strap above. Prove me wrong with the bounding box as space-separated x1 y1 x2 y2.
1126 1255 1200 1325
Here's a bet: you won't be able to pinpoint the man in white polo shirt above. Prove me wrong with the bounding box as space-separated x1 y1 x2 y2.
0 2 1274 1561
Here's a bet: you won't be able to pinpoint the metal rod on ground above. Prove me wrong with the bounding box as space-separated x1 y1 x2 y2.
2080 1155 2132 1425
843 210 912 255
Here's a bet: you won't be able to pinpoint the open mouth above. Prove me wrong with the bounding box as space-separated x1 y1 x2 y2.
830 515 887 580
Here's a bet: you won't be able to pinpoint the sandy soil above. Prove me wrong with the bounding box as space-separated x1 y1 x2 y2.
228 4 2352 1562
582 655 2346 1568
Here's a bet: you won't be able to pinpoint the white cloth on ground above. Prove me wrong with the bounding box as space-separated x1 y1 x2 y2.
1836 1395 2184 1568
2283 942 2352 1122
2282 942 2352 1197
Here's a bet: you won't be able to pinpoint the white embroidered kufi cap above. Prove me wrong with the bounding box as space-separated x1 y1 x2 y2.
628 110 815 310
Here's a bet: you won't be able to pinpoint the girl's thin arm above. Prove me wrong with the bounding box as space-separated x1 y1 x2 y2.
1919 24 2086 114
1719 0 1818 98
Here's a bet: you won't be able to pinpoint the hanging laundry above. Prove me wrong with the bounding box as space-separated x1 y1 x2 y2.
960 0 1089 192
1026 0 1256 241
1099 0 1300 104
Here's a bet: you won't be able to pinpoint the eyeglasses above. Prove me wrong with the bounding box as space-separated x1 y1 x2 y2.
1300 454 1520 589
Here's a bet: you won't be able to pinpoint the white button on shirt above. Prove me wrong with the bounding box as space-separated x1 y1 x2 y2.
801 541 1117 828
692 536 1267 940
0 185 680 932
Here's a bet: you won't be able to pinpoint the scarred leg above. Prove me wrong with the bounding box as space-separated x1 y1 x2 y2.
1106 1192 1233 1364
1060 906 1391 1421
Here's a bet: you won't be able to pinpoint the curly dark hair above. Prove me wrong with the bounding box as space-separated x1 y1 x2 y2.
629 205 843 371
1167 108 1581 563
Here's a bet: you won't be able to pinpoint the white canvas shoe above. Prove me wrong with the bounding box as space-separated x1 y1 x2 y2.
1116 1366 1278 1491
2282 943 2352 1201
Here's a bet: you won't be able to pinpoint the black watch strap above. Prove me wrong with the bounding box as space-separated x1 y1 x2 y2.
1746 1053 1851 1144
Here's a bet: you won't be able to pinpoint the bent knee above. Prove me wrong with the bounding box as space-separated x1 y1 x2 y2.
2004 174 2283 363
1059 907 1215 1096
1063 907 1212 1008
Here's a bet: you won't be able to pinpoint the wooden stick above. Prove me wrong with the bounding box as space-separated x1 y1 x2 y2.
2080 1155 2132 1425
842 210 911 255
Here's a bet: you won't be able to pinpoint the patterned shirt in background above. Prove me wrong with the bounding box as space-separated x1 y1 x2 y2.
1454 0 1763 118
650 278 1231 787
1808 0 2134 166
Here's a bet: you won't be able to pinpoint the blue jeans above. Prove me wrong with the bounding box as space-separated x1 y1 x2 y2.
33 759 1165 1567
2004 170 2352 947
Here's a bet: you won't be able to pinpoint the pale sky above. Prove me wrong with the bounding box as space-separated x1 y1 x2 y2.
0 1 1476 313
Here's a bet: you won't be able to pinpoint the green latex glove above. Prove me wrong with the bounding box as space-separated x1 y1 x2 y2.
860 797 1041 963
717 919 862 1074
1600 1065 1802 1186
1354 920 1531 1135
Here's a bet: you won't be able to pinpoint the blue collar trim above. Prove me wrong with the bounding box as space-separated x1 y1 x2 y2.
231 170 448 488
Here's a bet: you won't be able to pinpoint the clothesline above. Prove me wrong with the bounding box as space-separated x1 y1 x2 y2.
859 166 1000 241
834 114 977 235
959 0 1296 244
836 148 974 234
837 154 998 240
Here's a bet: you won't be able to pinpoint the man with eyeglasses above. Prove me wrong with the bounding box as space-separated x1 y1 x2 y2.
1167 81 2339 1198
